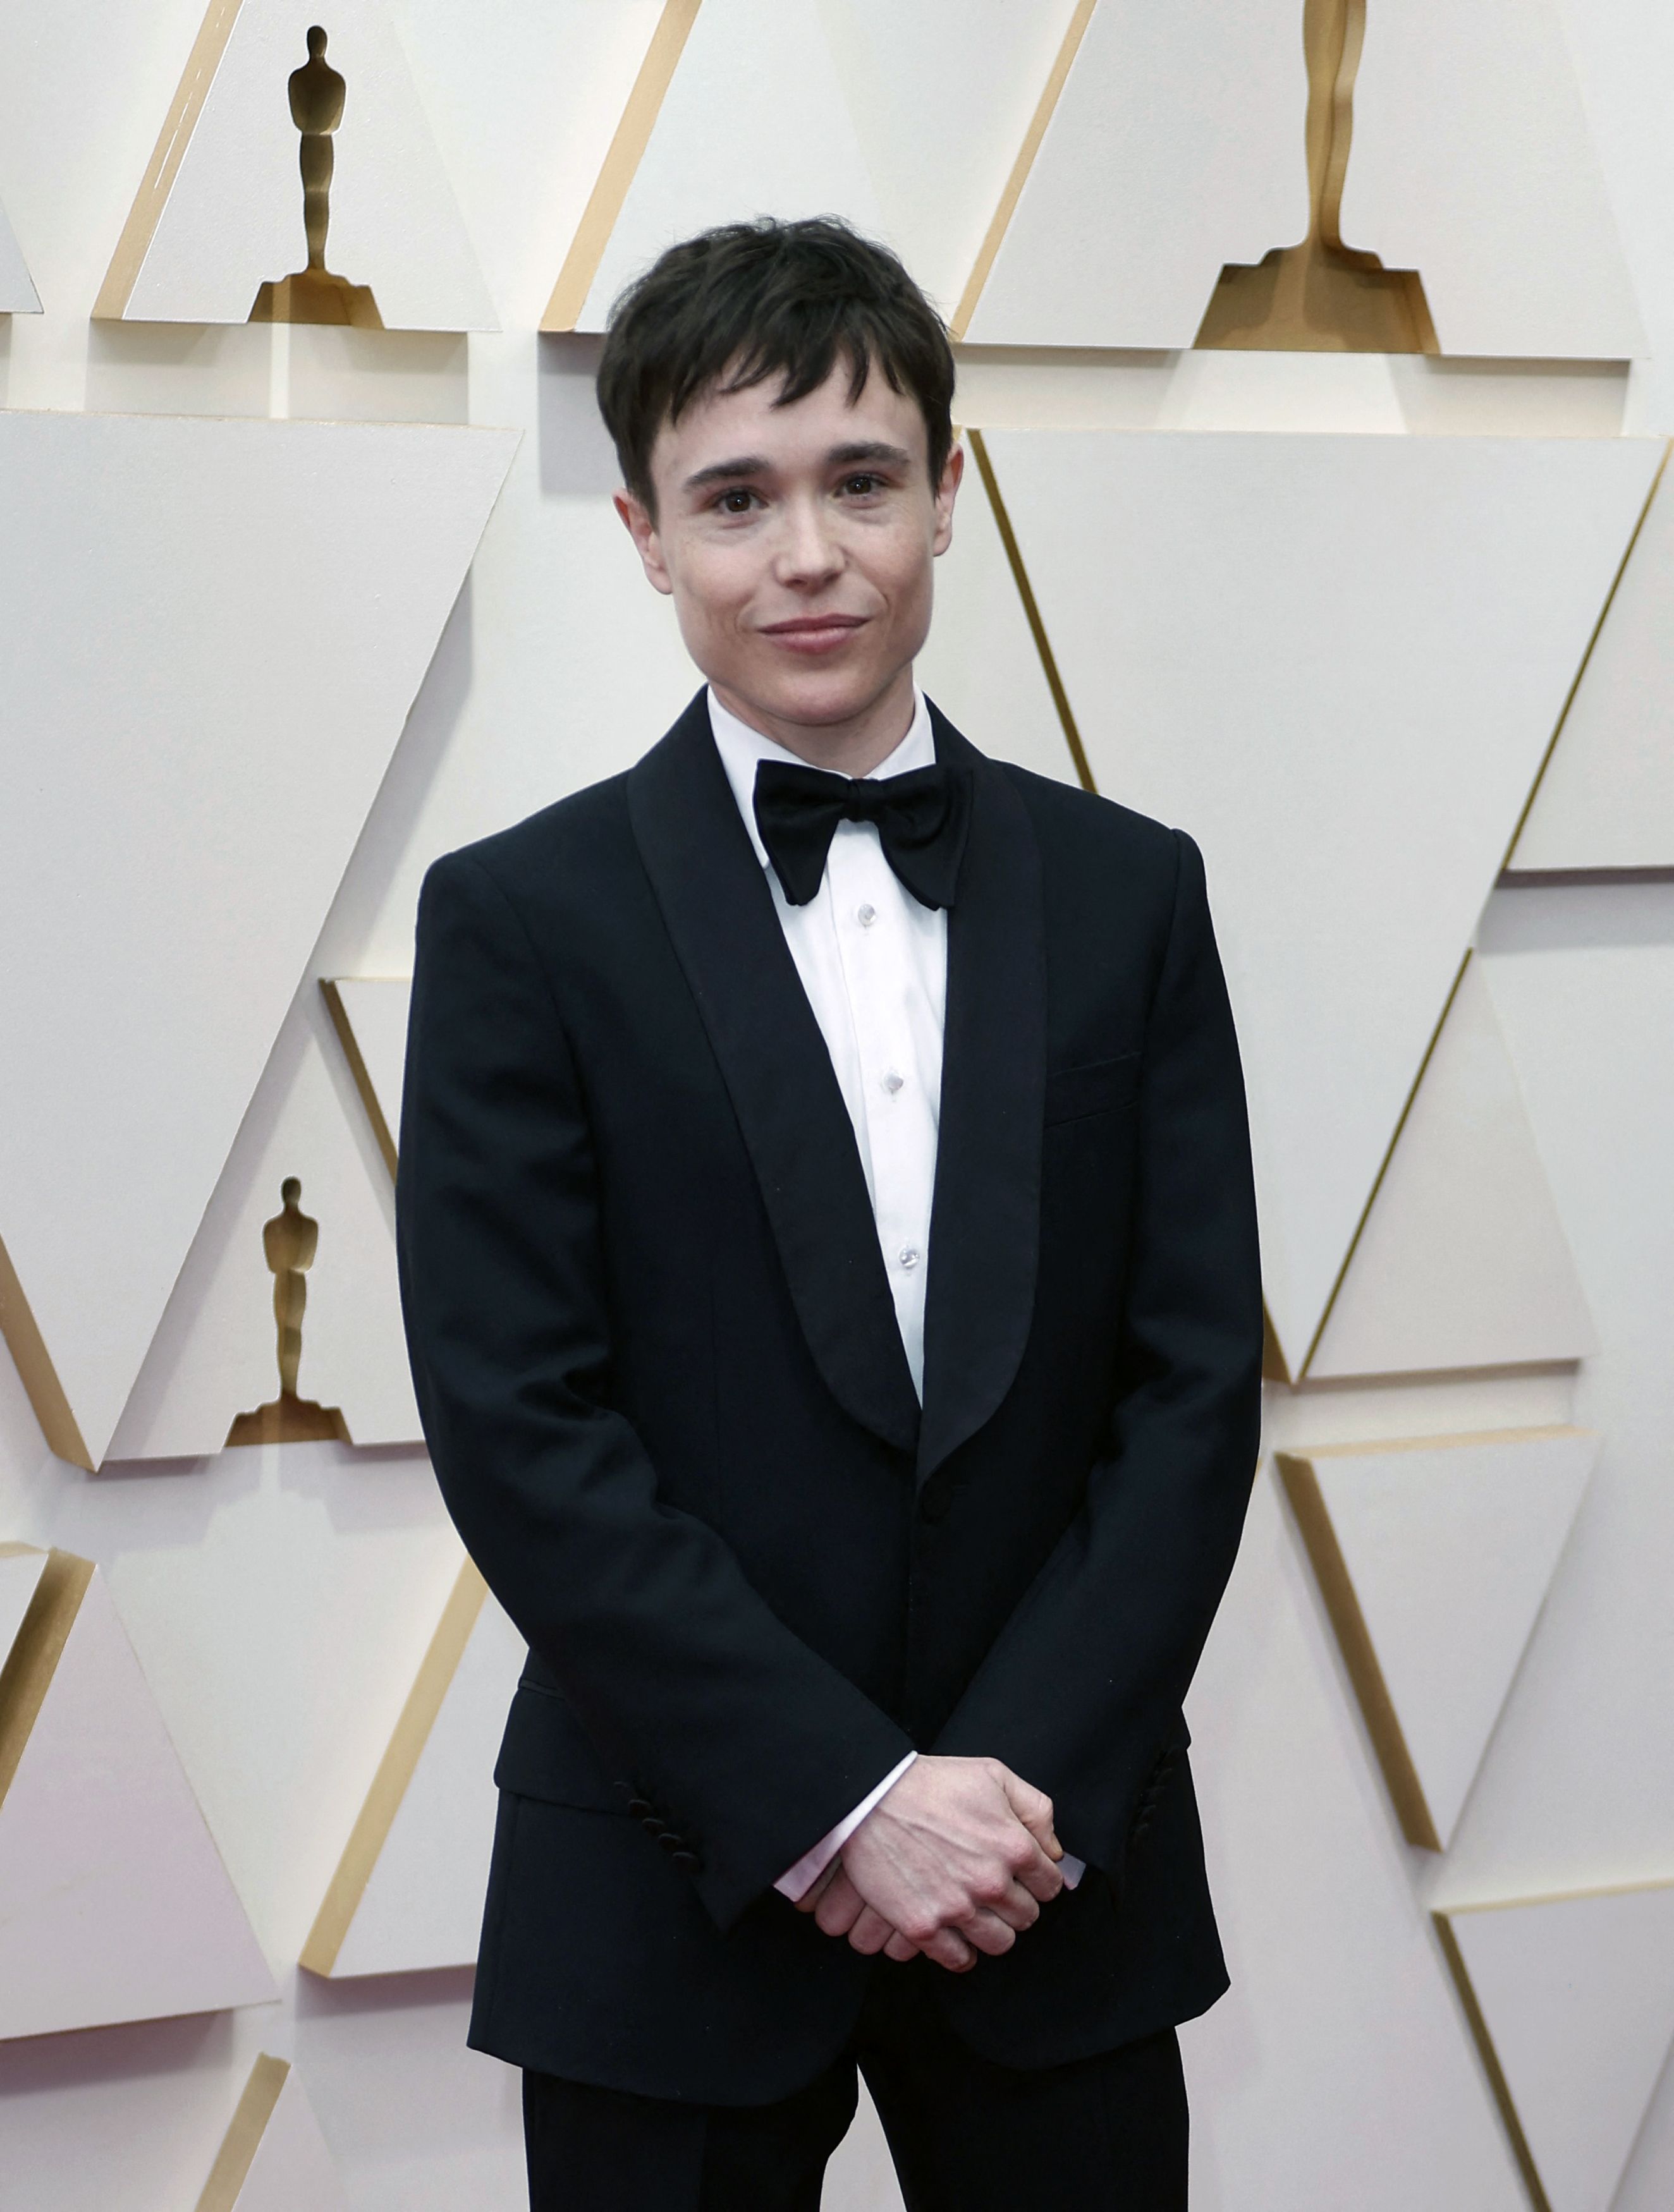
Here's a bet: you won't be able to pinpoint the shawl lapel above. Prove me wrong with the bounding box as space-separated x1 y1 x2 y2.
917 709 1048 1482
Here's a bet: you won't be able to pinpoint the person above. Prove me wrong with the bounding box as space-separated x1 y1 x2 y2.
396 216 1263 2211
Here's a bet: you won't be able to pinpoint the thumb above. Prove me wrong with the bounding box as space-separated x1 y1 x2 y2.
1000 1768 1062 1860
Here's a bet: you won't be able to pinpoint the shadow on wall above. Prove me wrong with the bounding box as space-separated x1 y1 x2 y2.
538 331 622 497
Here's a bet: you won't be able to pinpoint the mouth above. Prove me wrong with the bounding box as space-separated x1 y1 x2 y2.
757 614 868 655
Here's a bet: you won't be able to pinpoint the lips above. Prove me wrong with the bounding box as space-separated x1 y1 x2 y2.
759 614 867 655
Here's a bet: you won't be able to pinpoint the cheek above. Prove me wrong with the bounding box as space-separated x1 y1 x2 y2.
668 542 755 636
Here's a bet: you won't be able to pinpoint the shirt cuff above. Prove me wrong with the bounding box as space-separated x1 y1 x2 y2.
774 1751 919 1902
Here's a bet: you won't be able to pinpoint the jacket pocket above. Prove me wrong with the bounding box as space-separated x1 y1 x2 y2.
494 1680 629 1811
1043 1052 1141 1127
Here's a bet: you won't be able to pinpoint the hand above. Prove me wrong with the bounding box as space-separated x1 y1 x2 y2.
797 1755 1065 1973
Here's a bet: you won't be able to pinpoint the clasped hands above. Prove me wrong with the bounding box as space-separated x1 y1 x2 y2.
795 1754 1066 1974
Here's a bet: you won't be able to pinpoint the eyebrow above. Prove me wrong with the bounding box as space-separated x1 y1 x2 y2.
680 440 914 495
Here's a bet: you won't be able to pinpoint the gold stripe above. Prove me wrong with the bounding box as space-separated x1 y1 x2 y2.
1433 1914 1553 2212
0 1550 95 1816
1502 439 1673 875
194 2054 290 2212
300 1559 488 1974
321 980 398 1182
0 1227 90 1468
951 0 1099 341
1296 1424 1585 1459
1299 949 1473 1378
94 0 246 319
541 0 705 332
967 430 1096 794
1275 1454 1440 1849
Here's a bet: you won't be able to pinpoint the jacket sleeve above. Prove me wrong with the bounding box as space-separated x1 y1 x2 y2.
396 851 913 1931
929 829 1264 1868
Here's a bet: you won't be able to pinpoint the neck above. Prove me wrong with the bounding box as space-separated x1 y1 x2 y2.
709 667 917 777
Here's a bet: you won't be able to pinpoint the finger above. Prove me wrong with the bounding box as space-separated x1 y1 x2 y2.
846 1907 898 1957
954 1905 1019 1959
813 1868 866 1939
975 1879 1041 1934
919 1926 978 1973
883 1930 920 1964
1015 1848 1066 1905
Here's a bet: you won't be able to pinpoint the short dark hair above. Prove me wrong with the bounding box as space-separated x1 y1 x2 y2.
596 217 955 511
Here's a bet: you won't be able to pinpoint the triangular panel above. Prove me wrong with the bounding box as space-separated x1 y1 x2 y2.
303 1560 525 1977
1439 1883 1674 2212
106 1000 421 1461
0 197 40 313
322 976 412 1179
1512 453 1674 873
1341 0 1644 362
196 2053 346 2212
977 428 1659 1375
957 0 1309 347
0 411 515 1469
96 0 496 331
1280 1429 1594 1851
0 1551 275 2038
544 0 888 334
1309 961 1595 1378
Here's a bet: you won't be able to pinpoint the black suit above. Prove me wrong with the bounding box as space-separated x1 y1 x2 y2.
397 695 1262 2124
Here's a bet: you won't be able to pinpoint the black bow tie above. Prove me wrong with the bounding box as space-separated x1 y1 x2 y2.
752 757 973 911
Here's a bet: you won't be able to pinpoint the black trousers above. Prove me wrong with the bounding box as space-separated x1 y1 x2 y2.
523 1962 1188 2211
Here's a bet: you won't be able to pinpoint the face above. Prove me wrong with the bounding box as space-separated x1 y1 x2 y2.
616 358 962 769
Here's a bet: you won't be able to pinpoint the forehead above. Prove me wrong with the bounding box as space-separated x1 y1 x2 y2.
651 360 928 483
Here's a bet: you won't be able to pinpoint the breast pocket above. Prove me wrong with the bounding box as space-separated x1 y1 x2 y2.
1043 1052 1141 1128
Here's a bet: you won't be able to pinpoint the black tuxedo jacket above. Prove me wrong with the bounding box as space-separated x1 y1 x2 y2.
396 693 1263 2104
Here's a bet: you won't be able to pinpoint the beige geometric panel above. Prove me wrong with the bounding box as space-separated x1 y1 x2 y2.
1309 959 1596 1378
195 2054 346 2212
817 0 1086 319
106 1002 421 1462
0 411 515 1469
1341 0 1645 360
0 1552 274 2039
543 0 887 334
303 1559 525 1978
1512 451 1674 873
1438 1883 1674 2212
978 428 1660 1378
95 0 495 331
956 0 1309 347
0 195 40 312
1184 1472 1529 2210
915 439 1085 791
0 1546 49 1676
321 976 412 1179
1279 1428 1594 1852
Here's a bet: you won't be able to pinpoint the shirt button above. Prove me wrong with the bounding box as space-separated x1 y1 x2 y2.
857 903 877 928
898 1246 920 1270
881 1069 905 1095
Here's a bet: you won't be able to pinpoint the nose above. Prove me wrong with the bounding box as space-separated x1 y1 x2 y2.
771 492 843 592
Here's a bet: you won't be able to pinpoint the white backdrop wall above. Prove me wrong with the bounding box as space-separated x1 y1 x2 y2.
3 4 1674 2208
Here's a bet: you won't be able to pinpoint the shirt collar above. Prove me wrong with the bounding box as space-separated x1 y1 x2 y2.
707 684 936 872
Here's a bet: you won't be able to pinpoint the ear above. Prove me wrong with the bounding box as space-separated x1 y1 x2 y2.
931 440 965 559
614 489 674 597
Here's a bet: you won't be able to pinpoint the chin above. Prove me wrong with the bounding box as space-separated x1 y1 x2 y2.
748 661 895 730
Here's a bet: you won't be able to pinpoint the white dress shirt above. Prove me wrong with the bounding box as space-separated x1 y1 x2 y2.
707 688 1082 1903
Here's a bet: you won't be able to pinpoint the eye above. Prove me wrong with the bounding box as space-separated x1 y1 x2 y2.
715 486 759 514
840 472 886 497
